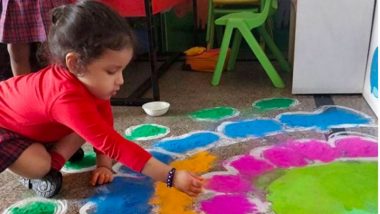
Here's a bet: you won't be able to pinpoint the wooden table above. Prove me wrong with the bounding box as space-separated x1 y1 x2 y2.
100 0 198 106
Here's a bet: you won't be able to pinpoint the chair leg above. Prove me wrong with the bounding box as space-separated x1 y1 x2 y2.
206 0 215 49
258 26 291 72
238 25 285 88
212 24 234 86
227 31 242 71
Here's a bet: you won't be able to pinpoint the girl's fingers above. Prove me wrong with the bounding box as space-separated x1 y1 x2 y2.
189 173 205 184
187 191 197 197
90 169 114 186
104 175 109 183
91 173 99 186
189 185 202 194
192 179 203 187
189 172 202 180
188 188 202 197
105 174 112 183
98 174 105 185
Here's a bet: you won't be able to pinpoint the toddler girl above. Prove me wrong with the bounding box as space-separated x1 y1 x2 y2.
0 0 203 198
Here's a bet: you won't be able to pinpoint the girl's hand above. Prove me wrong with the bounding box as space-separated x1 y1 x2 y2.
90 166 114 186
173 170 204 197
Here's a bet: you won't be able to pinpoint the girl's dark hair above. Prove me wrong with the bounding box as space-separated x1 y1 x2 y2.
48 0 134 66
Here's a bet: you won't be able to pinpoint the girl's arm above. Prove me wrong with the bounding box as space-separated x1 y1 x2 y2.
96 153 113 169
142 157 204 197
52 94 203 195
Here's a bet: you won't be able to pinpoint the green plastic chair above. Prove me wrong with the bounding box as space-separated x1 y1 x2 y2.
206 0 260 49
211 0 291 88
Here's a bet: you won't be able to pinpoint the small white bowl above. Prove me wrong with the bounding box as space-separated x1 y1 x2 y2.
142 101 170 116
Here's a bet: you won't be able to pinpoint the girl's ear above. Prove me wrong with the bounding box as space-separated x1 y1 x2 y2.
65 52 81 75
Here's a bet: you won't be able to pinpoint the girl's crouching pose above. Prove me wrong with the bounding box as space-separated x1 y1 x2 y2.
0 0 203 198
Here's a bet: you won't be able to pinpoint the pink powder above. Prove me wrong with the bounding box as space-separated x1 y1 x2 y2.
205 175 252 193
263 147 308 168
200 194 257 214
230 155 274 177
285 140 338 162
335 137 378 158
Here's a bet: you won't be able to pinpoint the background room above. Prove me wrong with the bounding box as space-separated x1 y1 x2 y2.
0 0 378 213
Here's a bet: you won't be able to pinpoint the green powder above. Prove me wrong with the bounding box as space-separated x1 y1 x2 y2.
64 152 96 170
267 162 377 214
190 107 237 121
10 201 56 214
253 98 296 111
125 124 168 140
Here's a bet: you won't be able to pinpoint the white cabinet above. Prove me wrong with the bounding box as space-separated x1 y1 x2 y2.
290 0 375 94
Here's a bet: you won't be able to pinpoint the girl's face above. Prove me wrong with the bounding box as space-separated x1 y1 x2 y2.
76 48 133 100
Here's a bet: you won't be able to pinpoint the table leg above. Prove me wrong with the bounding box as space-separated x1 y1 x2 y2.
110 0 189 106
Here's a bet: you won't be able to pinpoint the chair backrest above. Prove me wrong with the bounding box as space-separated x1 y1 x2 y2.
248 0 272 27
211 0 260 14
245 0 276 27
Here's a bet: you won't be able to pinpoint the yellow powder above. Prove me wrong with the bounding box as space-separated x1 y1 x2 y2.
150 151 217 214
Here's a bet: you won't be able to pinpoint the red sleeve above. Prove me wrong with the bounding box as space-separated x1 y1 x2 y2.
93 100 113 155
49 91 151 172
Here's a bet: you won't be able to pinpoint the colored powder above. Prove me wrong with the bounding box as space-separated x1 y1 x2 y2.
205 175 252 193
278 106 371 131
171 151 217 173
222 119 283 138
263 146 308 168
229 155 273 178
284 140 338 162
253 98 297 111
267 162 378 214
87 176 155 214
64 151 96 170
125 124 169 140
115 164 142 176
151 183 196 214
153 132 220 153
334 136 378 158
345 209 376 214
189 107 238 121
150 151 174 164
151 151 217 214
9 201 56 214
200 194 257 214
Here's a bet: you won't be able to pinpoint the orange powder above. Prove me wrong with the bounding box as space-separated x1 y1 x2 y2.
150 151 217 214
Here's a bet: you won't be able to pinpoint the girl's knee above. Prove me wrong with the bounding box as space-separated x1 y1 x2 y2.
70 132 85 144
29 144 51 177
9 143 51 178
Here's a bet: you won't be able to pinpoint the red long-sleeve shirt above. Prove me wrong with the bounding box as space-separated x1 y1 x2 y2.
0 65 151 172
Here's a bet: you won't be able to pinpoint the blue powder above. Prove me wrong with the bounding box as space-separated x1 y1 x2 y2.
84 149 190 213
222 119 283 138
278 106 371 131
153 132 220 154
116 164 143 176
150 151 174 164
85 176 154 214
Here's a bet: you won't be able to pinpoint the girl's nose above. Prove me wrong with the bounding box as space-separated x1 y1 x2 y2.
116 71 124 85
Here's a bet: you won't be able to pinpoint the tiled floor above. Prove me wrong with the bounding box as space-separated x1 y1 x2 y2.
0 61 377 213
